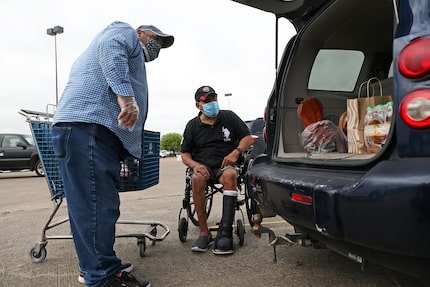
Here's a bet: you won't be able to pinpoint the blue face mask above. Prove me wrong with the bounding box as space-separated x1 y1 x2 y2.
203 101 220 118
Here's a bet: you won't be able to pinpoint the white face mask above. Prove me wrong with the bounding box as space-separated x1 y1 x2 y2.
141 38 161 62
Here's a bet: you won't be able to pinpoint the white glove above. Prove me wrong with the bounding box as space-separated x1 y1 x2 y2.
117 96 139 131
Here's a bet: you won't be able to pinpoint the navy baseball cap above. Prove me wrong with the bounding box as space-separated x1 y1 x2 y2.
195 86 217 102
137 25 174 48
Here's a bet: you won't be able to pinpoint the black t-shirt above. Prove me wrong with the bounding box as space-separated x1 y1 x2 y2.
181 110 250 168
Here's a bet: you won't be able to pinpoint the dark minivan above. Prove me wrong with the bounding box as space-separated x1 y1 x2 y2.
234 0 430 284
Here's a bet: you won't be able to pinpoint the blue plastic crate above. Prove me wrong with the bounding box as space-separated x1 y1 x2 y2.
120 131 160 192
29 120 160 197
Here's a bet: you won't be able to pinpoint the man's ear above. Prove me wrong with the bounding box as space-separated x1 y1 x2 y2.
195 102 201 110
137 30 147 44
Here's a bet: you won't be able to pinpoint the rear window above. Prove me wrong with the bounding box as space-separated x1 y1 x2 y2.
308 49 364 92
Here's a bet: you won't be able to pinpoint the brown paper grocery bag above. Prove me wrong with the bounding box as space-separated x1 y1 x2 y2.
347 77 392 154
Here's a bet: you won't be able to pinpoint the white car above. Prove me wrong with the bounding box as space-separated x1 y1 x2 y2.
159 150 169 158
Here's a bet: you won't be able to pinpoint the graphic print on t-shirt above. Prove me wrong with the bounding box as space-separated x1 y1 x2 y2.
222 126 232 142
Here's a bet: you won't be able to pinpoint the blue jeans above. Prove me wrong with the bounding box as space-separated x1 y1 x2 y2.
52 123 128 286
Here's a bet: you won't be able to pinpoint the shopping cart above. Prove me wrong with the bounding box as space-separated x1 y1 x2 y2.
19 108 170 263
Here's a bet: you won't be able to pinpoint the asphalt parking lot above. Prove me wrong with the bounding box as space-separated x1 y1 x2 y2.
0 157 425 286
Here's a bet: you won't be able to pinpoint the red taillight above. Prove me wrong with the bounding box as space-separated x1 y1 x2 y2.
398 37 430 79
252 135 259 142
399 88 430 129
291 193 313 205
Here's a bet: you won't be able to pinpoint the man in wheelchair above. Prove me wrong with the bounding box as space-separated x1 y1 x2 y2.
180 85 253 255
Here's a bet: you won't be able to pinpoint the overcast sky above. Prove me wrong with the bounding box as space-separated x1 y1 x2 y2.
0 0 295 137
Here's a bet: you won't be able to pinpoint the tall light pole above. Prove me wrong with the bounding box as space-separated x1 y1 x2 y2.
47 26 64 105
225 93 232 110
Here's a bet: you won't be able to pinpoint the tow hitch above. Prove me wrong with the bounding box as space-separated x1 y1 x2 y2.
252 214 311 263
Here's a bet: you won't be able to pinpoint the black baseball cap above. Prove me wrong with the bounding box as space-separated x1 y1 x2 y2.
195 86 217 102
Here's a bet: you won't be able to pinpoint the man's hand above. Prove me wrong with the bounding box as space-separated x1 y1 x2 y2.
194 164 210 179
221 149 241 168
117 96 139 131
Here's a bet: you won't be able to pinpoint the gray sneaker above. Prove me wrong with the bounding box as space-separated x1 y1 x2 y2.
191 234 214 252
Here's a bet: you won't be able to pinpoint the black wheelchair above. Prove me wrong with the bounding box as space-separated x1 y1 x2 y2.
177 155 258 247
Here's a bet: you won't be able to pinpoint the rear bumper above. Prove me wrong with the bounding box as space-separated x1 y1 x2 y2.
247 155 430 258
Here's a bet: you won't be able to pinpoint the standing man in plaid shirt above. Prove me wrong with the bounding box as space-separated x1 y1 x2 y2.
52 21 173 287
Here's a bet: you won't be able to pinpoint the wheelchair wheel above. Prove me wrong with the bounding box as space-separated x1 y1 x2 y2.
187 186 214 226
236 219 245 246
244 184 259 227
178 217 188 242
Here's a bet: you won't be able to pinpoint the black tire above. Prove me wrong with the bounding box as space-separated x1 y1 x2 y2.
236 219 245 246
138 239 146 257
178 217 188 242
244 185 258 227
34 159 45 177
29 246 47 263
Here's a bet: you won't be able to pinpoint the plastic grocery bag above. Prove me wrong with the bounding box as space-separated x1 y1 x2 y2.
301 120 347 153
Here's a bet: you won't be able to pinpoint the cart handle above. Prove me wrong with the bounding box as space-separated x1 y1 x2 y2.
19 104 56 122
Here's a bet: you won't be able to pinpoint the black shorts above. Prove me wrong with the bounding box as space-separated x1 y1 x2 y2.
188 165 239 183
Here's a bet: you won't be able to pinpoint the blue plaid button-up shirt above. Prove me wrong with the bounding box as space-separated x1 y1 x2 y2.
54 21 148 158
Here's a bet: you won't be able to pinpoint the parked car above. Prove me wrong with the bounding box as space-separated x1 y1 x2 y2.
233 0 430 284
0 133 44 176
159 150 169 158
159 150 168 158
